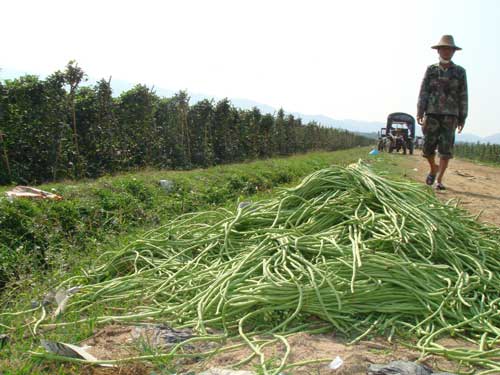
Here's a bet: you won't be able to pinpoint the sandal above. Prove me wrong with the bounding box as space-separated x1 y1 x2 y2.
425 174 436 186
435 182 446 191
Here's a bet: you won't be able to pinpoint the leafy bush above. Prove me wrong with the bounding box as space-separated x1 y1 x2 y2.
0 63 372 185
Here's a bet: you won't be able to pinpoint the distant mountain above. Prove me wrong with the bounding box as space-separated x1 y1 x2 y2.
483 133 500 144
227 98 278 115
354 132 379 140
456 133 483 143
193 96 387 136
456 133 500 144
295 116 385 134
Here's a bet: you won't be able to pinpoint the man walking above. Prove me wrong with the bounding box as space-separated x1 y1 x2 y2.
417 35 468 190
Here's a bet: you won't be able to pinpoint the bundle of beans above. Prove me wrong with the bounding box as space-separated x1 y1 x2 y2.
21 162 500 373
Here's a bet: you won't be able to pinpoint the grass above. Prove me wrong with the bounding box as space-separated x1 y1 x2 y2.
0 147 377 374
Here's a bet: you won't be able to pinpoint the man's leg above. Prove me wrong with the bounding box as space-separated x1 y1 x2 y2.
425 155 439 177
436 116 457 186
422 116 439 183
436 157 450 184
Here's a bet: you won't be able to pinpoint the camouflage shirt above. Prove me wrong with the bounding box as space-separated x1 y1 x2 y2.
417 62 468 125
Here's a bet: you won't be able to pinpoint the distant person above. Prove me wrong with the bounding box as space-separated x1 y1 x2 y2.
417 35 468 190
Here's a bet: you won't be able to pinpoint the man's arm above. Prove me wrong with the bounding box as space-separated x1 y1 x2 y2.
457 69 468 133
417 67 430 125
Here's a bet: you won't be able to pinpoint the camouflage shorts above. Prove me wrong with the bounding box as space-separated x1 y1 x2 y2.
422 114 458 159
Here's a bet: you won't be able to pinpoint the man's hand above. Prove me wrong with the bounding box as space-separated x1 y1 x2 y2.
457 124 464 134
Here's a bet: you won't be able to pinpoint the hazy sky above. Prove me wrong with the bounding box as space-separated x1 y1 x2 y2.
1 0 499 136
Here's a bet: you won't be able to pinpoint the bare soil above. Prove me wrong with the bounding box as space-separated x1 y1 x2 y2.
77 326 471 375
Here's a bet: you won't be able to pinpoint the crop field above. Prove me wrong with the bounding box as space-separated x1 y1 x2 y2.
454 143 500 165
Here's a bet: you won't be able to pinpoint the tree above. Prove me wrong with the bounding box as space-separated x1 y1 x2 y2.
0 81 11 183
275 108 286 155
189 99 215 167
64 60 86 176
213 99 233 163
95 78 119 174
154 91 191 169
0 73 70 183
172 91 191 168
116 85 158 168
259 113 275 157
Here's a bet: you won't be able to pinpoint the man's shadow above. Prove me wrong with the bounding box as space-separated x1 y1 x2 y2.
445 187 500 202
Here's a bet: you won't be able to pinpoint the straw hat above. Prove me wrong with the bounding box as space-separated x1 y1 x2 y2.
432 35 462 50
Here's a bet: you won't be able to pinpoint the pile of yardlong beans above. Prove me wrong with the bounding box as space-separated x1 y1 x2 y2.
13 162 500 373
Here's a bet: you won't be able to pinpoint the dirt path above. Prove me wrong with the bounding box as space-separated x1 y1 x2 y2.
394 153 500 226
83 327 469 375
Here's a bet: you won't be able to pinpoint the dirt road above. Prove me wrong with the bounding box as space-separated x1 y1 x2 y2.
400 153 500 226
